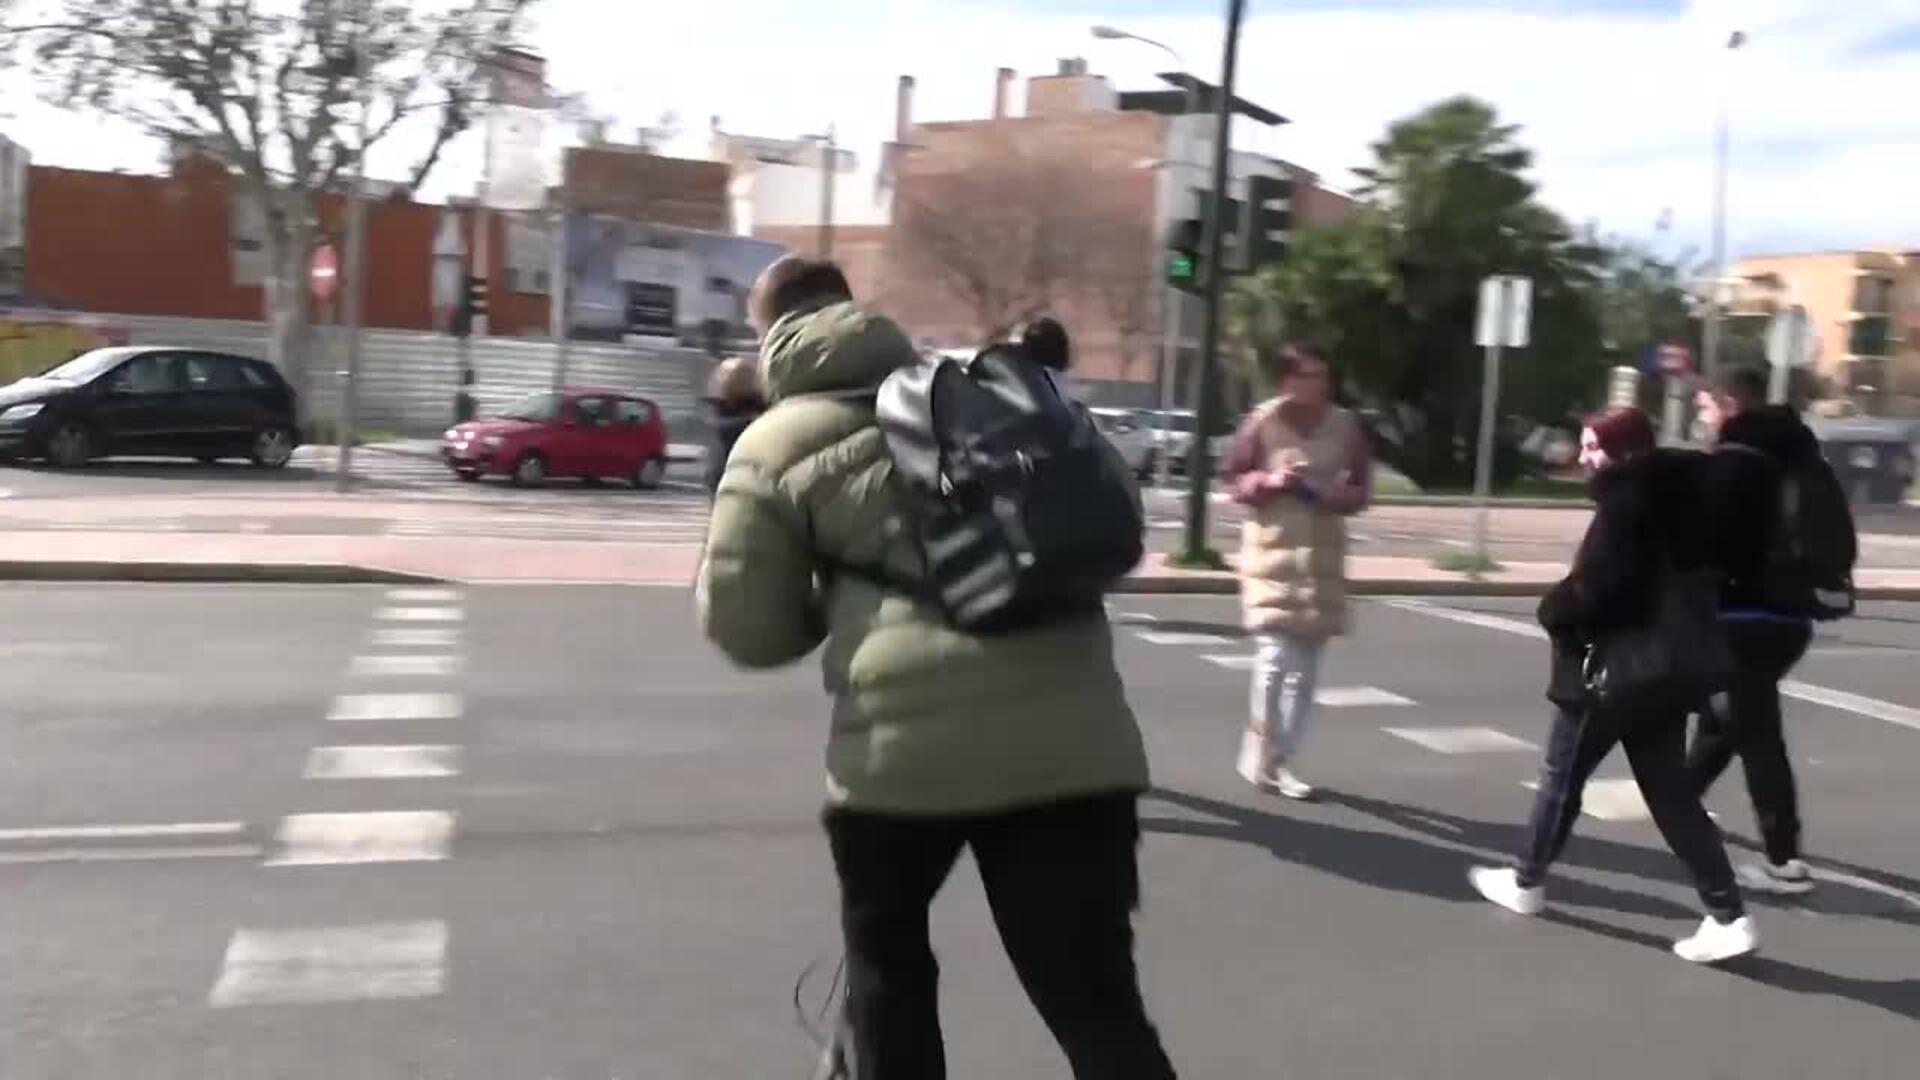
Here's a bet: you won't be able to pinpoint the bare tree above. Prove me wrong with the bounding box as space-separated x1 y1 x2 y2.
1081 215 1158 380
0 0 537 406
890 138 1132 342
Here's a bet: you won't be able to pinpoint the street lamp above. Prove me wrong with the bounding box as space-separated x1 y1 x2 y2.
1701 29 1747 381
1091 24 1200 495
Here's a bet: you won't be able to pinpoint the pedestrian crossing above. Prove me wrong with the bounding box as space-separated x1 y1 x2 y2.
1112 603 1655 822
209 585 468 1010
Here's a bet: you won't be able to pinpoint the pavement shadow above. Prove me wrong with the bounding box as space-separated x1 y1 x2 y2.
1143 786 1696 922
1546 906 1920 1023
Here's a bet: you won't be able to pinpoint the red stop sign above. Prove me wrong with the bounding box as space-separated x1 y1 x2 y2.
310 244 340 302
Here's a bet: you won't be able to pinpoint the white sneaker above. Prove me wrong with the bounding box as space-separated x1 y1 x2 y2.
1470 866 1545 916
1236 731 1280 794
1672 915 1759 964
1274 768 1316 801
1736 859 1815 896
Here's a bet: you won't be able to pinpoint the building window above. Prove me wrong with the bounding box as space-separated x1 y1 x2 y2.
1852 275 1894 314
1848 315 1892 358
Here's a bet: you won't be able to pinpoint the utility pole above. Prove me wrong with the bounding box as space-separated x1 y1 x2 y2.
1701 30 1746 381
334 5 372 493
818 125 837 258
1181 0 1247 566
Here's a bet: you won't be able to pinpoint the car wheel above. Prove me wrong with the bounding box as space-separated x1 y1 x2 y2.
46 423 92 469
511 453 548 487
250 426 296 469
633 456 667 490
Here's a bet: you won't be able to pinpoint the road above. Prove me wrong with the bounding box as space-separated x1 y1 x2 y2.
1 583 1915 1078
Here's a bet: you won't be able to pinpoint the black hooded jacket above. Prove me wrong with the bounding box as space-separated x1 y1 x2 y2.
1704 405 1846 612
1537 448 1713 707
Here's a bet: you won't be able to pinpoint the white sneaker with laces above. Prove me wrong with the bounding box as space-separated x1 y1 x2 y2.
1672 915 1759 964
1469 866 1546 916
1736 859 1815 896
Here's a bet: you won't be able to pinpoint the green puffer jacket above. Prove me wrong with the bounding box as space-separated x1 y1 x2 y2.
696 300 1150 815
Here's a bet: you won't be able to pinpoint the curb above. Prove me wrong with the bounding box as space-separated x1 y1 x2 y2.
1115 574 1920 602
361 441 706 465
1371 496 1584 510
1114 575 1553 598
0 561 445 585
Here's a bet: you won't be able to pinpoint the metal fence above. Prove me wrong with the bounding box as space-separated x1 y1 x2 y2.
95 313 713 438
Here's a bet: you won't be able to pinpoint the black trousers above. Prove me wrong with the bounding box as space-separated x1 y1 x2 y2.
824 792 1177 1080
1518 703 1744 923
1687 619 1813 865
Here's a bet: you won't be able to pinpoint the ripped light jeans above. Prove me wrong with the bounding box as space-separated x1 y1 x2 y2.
1239 633 1326 780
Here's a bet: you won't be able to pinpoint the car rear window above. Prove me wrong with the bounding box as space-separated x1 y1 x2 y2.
618 400 655 426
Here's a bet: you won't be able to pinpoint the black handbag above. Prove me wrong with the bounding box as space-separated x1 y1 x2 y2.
1583 566 1733 708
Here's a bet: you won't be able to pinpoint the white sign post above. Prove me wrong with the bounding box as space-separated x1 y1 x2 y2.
1765 305 1810 405
1471 275 1533 562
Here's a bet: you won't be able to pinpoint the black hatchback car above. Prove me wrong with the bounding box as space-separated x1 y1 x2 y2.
0 346 301 468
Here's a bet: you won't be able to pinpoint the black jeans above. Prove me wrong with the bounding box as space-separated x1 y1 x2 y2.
1518 703 1744 923
824 792 1177 1080
1687 618 1813 865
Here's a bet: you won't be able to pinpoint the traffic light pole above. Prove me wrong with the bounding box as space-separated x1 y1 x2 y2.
1181 0 1247 567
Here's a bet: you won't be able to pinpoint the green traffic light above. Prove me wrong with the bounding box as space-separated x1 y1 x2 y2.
1168 251 1195 282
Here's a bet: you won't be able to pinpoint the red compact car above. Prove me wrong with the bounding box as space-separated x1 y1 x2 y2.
443 388 670 488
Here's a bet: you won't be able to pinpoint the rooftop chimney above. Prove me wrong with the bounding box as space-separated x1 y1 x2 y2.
1059 57 1089 76
993 67 1015 119
895 75 916 143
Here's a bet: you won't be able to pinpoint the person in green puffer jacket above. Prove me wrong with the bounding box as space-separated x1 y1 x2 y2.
697 256 1175 1080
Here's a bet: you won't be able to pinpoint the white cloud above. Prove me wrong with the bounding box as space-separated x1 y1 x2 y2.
6 0 1916 259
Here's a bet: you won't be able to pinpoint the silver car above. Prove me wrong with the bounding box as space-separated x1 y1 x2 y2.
1089 407 1157 479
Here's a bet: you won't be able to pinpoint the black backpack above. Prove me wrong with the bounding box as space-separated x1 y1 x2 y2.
1723 443 1858 621
867 345 1144 634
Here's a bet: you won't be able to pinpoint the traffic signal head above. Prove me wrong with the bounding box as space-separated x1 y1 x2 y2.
1166 218 1204 291
1241 172 1294 269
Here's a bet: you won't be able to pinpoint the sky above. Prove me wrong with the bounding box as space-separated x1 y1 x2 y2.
4 0 1918 261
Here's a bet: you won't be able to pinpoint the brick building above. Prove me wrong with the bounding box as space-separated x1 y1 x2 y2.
1728 249 1920 416
722 61 1357 406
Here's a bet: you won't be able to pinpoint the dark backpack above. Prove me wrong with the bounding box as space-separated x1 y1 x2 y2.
1723 443 1858 621
868 345 1144 634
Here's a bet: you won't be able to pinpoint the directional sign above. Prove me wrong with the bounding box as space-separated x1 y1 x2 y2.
1475 275 1533 349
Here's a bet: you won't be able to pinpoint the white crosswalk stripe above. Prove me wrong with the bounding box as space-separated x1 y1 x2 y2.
209 921 448 1006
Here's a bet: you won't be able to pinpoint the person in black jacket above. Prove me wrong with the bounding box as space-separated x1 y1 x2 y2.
1470 406 1756 964
1689 365 1836 895
702 356 767 496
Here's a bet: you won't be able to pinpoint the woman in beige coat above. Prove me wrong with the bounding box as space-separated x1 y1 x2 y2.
1217 344 1373 799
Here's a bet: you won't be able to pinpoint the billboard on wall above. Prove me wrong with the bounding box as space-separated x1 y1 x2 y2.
560 214 785 343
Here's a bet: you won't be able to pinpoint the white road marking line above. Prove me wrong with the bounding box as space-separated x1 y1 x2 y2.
305 745 461 781
1204 654 1257 670
1379 598 1548 640
373 606 464 623
0 821 245 842
1136 630 1237 646
1386 599 1920 734
1522 778 1651 822
209 921 448 1007
370 628 460 648
328 693 461 722
267 811 454 866
1779 679 1920 733
385 587 461 604
0 642 115 659
349 654 462 678
1107 610 1161 625
0 844 262 865
1807 866 1920 910
1316 686 1417 708
237 521 271 534
1385 726 1538 754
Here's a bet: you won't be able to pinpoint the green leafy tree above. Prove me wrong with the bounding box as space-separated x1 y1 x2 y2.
1229 97 1611 488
